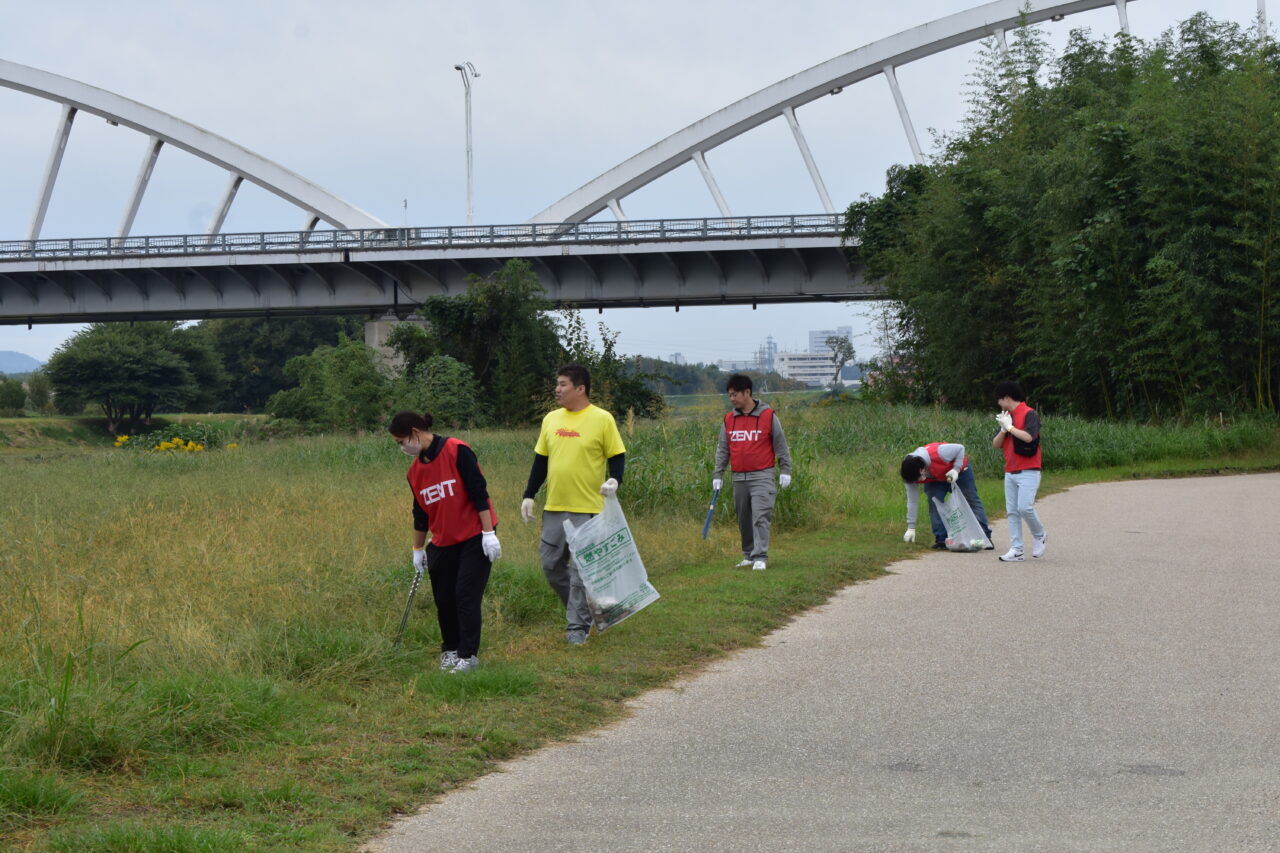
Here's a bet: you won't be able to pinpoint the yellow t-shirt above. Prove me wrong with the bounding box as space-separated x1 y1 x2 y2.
534 404 626 513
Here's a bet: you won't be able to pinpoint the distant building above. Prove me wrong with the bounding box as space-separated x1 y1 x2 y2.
809 326 853 355
716 335 777 374
776 351 839 387
669 352 686 365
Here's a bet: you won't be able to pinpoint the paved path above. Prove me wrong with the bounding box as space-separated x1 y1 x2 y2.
367 474 1280 852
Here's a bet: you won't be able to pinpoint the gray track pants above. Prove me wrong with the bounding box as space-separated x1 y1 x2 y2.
733 475 777 561
540 511 595 633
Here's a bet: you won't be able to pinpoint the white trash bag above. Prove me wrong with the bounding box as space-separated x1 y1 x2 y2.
931 484 992 552
563 496 660 631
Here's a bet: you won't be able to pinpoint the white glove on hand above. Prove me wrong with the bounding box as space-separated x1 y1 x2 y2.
903 528 916 543
412 548 426 572
996 411 1013 432
600 478 618 497
946 468 960 484
779 473 792 489
520 498 535 523
712 478 723 492
481 531 502 562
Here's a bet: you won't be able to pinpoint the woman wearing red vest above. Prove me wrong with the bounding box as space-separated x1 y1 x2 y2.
389 411 501 673
899 442 992 550
991 381 1047 562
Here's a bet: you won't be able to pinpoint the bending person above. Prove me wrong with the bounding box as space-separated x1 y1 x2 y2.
900 442 992 550
389 410 501 673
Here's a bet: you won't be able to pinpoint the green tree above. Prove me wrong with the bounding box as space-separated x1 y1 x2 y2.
389 260 562 426
44 322 221 433
267 335 392 431
24 368 53 414
392 355 480 430
824 335 856 390
558 309 667 419
845 13 1280 416
0 376 25 415
202 316 365 412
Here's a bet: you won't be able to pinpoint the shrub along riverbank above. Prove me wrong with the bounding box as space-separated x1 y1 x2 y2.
2 401 1277 851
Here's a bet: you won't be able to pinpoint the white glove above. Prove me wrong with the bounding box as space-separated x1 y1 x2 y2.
600 478 618 497
903 528 916 543
946 468 959 484
996 412 1013 432
520 498 535 523
712 478 723 492
779 473 792 489
412 548 426 571
481 531 502 562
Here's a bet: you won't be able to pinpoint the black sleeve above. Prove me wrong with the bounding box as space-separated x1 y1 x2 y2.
410 482 429 533
608 452 625 484
1023 410 1041 438
454 443 491 513
523 453 549 499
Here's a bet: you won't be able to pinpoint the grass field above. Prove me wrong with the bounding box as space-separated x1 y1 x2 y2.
1 401 1277 851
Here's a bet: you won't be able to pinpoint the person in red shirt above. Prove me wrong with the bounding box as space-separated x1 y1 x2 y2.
389 410 501 673
991 381 1047 562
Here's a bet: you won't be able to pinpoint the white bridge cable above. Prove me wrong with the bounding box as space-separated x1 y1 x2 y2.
529 0 1145 225
0 58 386 236
782 106 834 214
116 136 164 239
691 151 733 217
28 104 77 242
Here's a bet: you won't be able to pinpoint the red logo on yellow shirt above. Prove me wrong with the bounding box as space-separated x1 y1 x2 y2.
555 428 581 437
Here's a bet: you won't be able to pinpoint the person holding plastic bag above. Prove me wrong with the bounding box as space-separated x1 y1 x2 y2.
520 365 626 646
900 442 993 550
389 410 501 674
992 380 1048 562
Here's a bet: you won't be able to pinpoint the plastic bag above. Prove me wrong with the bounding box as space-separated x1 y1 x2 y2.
563 496 660 631
930 484 991 552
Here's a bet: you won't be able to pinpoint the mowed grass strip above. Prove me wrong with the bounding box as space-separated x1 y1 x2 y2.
0 403 1276 851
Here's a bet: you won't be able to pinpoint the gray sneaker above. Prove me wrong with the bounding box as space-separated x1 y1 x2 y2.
450 655 479 674
566 629 588 646
439 650 459 671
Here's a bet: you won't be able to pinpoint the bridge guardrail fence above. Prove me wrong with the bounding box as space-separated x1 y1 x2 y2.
0 214 842 261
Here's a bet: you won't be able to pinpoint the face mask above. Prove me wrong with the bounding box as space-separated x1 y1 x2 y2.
400 440 422 457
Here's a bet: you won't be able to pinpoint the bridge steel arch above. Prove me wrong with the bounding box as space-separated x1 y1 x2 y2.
0 58 387 241
530 0 1140 224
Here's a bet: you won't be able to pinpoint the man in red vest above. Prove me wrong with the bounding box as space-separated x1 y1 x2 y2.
991 380 1047 562
900 442 993 550
711 373 793 571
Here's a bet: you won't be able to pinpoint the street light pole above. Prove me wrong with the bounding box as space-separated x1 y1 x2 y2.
453 62 480 225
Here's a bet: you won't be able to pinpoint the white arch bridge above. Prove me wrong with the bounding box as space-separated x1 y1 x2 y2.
0 0 1251 324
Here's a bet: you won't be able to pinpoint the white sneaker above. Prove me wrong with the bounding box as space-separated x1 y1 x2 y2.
1032 532 1048 558
439 650 459 671
752 560 767 571
998 549 1025 562
736 559 753 568
450 655 479 674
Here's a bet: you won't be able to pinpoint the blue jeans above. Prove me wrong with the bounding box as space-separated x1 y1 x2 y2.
922 467 992 545
1004 469 1045 553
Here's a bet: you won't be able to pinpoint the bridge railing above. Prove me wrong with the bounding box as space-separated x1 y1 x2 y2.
0 214 842 261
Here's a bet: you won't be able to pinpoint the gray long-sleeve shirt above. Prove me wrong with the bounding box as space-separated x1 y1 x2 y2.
713 399 793 481
904 442 966 528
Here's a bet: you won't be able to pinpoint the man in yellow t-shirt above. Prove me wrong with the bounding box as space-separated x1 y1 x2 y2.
521 364 626 645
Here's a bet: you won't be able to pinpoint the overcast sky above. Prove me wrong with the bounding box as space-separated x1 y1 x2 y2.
0 0 1258 364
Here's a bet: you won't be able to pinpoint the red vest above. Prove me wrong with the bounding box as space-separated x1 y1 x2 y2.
923 442 968 483
725 406 775 473
407 437 496 547
1001 402 1043 473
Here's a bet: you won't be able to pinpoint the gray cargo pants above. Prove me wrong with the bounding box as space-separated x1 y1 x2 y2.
733 473 777 561
540 511 595 633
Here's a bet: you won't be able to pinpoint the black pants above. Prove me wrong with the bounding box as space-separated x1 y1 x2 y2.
426 533 492 659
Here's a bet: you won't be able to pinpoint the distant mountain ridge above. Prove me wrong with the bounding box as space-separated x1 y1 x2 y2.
0 351 43 374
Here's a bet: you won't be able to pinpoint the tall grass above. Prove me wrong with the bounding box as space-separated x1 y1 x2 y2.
0 400 1274 847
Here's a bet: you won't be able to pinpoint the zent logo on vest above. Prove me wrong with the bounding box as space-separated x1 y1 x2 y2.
418 479 458 505
729 429 763 442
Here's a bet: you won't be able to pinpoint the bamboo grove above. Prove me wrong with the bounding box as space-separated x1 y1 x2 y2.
844 14 1280 418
